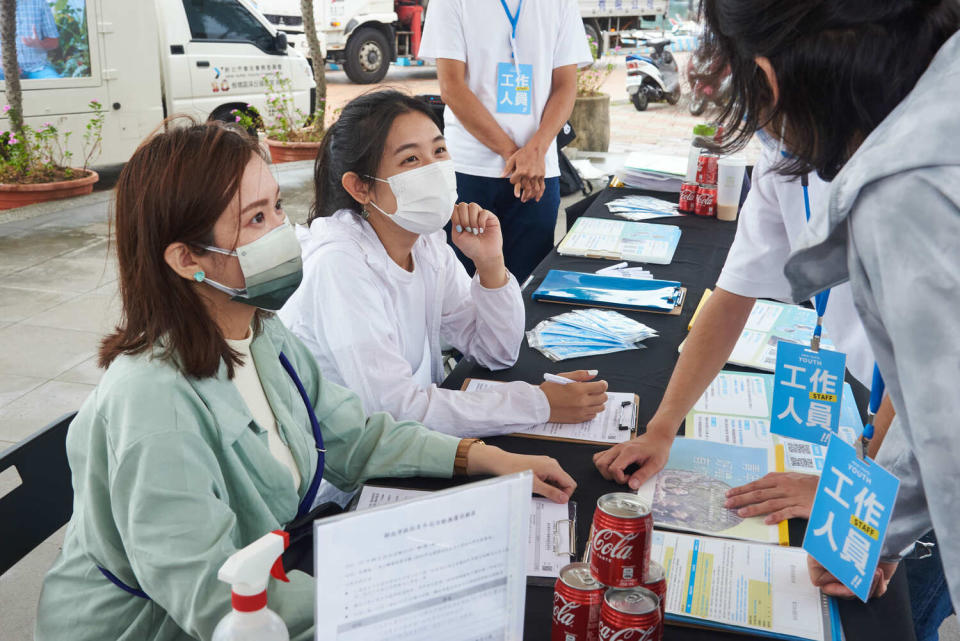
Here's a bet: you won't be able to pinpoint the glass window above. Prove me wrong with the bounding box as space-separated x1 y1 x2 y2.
181 0 276 53
0 0 92 80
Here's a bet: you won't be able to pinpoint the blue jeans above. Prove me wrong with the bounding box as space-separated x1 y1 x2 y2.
451 173 561 282
906 532 954 641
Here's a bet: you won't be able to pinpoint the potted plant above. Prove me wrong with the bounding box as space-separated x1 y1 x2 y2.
235 72 325 164
568 38 616 152
0 100 104 210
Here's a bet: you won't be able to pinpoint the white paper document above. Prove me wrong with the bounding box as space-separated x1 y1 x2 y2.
315 474 531 641
355 485 575 580
464 378 635 444
651 530 840 641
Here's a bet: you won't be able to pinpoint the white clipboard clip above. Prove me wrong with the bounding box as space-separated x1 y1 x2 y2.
553 518 577 557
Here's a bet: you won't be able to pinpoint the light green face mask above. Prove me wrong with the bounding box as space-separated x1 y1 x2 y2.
200 220 303 311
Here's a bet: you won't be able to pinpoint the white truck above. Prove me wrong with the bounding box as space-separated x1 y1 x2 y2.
258 0 669 84
2 0 314 166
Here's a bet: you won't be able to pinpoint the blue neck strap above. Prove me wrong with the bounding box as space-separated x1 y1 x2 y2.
499 0 521 39
802 175 831 346
279 351 326 520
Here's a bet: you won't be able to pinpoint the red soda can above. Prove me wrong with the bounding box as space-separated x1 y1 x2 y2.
678 181 698 214
552 562 605 641
599 587 662 641
642 561 667 639
695 185 717 217
696 151 719 185
589 493 653 588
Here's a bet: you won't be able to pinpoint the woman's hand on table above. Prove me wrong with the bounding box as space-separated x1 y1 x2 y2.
465 443 577 504
541 370 609 423
807 555 898 599
593 429 674 490
724 472 819 524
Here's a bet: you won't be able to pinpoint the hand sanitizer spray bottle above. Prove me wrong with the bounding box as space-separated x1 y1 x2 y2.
212 530 291 641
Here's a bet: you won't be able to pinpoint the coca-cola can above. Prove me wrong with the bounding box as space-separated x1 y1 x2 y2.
552 563 605 641
599 587 662 641
589 493 653 588
642 561 667 639
696 151 719 185
678 181 698 214
695 185 718 217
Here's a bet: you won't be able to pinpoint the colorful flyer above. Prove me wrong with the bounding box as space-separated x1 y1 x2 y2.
770 343 847 445
725 300 838 372
637 439 781 544
803 437 900 602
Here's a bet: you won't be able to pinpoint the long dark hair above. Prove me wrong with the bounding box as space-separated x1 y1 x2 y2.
698 0 960 179
100 119 267 379
309 90 440 222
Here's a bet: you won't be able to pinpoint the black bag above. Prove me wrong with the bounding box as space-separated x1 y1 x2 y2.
557 121 593 197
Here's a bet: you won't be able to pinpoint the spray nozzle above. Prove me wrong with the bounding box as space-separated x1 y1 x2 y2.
217 530 291 604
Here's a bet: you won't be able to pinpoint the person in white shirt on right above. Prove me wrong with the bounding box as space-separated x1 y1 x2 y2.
593 144 894 496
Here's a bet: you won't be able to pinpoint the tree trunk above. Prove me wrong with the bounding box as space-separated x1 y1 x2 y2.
0 0 24 137
300 0 326 131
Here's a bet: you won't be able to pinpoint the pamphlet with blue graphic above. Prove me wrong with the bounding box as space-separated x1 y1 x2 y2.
684 371 863 476
557 216 682 265
637 438 782 544
726 300 838 372
650 530 842 641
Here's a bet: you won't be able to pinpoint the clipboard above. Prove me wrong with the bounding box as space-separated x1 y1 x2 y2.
531 269 686 316
461 378 640 445
535 288 686 316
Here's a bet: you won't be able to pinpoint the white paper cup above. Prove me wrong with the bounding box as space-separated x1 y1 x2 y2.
717 156 747 221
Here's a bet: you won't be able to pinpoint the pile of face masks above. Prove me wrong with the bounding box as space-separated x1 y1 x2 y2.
526 309 659 361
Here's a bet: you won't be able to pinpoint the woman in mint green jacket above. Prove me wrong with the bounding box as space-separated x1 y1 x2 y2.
34 120 575 641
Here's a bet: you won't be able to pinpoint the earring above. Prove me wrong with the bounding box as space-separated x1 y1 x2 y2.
193 271 205 283
360 208 370 220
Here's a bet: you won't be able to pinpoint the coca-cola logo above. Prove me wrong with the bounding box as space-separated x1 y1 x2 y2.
696 191 715 205
592 529 638 560
553 593 580 626
598 622 657 641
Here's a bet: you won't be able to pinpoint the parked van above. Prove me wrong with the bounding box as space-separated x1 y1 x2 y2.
2 0 315 166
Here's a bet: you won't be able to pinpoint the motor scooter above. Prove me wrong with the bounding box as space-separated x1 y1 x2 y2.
625 38 681 112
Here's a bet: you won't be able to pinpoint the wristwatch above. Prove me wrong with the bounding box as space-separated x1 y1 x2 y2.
454 438 485 476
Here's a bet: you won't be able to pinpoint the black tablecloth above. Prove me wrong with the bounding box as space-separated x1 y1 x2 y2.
375 187 915 641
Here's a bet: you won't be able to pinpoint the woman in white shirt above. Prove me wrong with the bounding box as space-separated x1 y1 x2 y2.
280 90 608 446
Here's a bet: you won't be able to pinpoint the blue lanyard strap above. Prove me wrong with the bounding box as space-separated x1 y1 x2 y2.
279 351 326 519
861 364 886 458
499 0 521 40
802 175 831 350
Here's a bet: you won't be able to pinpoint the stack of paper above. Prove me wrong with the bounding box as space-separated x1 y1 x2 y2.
604 195 683 221
526 308 658 361
617 152 688 192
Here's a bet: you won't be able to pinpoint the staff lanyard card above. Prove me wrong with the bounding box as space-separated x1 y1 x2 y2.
496 63 533 115
770 341 846 445
803 435 899 602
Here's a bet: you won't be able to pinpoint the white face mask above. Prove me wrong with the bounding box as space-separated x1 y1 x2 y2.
366 159 458 235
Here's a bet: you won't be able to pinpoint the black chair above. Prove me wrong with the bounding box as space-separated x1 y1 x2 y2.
0 412 76 575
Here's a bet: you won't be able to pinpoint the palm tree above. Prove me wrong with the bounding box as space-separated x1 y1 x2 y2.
300 0 326 132
0 0 24 137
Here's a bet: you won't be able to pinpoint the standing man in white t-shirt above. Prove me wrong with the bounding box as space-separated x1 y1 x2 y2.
419 0 592 281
